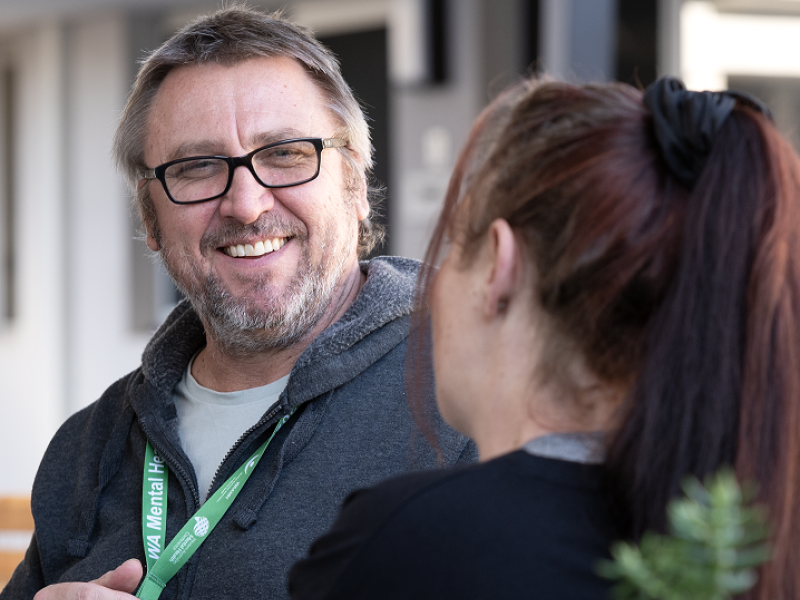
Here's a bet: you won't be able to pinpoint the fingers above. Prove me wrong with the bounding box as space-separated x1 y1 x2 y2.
33 582 137 600
90 559 143 592
33 559 143 600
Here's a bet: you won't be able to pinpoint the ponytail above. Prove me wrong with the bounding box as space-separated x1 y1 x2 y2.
607 109 800 600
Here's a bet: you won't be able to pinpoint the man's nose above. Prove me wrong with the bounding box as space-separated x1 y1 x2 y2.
218 165 275 224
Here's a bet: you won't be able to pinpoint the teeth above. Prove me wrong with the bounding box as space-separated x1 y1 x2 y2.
224 237 287 257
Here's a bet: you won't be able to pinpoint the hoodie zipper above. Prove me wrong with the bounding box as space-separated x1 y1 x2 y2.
138 404 293 600
206 400 289 499
140 419 201 509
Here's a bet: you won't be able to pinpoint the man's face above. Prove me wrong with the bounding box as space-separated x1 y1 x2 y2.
143 57 369 354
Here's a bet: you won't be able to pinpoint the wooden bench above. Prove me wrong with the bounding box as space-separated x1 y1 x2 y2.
0 496 34 590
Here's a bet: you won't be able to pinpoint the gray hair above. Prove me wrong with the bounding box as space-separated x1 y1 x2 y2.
113 3 384 256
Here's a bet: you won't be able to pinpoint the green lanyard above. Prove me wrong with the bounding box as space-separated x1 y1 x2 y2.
136 409 295 600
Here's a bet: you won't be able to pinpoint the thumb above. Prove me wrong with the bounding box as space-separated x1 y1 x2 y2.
92 558 144 593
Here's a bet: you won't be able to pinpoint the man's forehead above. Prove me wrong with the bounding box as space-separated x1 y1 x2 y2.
151 57 325 119
144 56 337 162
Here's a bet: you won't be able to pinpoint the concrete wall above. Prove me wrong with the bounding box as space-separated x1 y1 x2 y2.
392 0 488 258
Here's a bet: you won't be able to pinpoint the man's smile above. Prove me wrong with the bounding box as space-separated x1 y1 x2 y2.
221 236 289 257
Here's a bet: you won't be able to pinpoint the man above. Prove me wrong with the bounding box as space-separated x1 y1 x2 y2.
2 6 473 600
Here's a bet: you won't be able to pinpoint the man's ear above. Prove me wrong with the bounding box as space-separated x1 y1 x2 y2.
343 148 370 221
145 227 160 252
355 173 370 221
138 179 160 251
484 218 521 317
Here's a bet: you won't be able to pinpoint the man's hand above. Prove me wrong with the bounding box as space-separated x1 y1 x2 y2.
33 559 143 600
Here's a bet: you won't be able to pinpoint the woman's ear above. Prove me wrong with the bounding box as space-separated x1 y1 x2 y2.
484 218 521 317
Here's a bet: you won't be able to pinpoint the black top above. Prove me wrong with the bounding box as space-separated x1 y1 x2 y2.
289 450 616 600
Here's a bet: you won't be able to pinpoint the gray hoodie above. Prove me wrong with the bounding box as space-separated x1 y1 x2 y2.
2 256 475 600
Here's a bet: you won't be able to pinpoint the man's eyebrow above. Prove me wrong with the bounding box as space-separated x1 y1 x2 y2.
166 141 224 162
249 129 308 148
164 130 311 162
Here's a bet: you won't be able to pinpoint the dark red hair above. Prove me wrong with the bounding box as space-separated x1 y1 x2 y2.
412 78 800 600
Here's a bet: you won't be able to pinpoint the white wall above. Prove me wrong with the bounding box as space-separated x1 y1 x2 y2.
681 1 800 90
0 14 151 494
63 15 150 416
0 22 68 493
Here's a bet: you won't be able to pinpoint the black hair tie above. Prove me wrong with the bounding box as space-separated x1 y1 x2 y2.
643 76 773 189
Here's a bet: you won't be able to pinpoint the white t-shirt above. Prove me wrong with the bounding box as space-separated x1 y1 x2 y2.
174 357 290 503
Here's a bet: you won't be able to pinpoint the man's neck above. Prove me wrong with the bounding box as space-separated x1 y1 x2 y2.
190 345 299 392
191 266 365 393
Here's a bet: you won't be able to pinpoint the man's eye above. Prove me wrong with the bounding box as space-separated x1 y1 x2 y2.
265 148 303 161
257 143 315 167
169 159 225 180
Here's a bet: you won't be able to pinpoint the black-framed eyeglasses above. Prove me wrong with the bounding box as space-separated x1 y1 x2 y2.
142 137 348 205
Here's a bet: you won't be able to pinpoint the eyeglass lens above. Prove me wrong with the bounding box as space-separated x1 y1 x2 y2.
163 140 320 203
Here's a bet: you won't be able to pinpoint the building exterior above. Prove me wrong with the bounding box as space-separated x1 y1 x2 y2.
0 0 798 494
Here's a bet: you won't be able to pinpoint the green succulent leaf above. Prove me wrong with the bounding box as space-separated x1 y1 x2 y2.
597 469 770 600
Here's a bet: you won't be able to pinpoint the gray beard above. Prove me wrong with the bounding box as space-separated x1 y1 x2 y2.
159 233 351 359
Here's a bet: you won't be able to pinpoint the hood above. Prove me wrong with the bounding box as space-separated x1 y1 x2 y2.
138 256 420 401
284 256 419 406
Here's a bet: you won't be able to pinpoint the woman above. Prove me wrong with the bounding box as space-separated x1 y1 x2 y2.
289 77 800 600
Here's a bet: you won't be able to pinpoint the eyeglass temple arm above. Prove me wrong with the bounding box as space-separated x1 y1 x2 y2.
322 138 348 149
